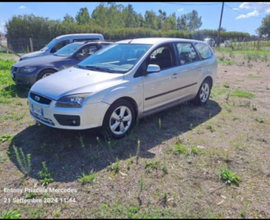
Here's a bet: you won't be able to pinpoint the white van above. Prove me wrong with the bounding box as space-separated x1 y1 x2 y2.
20 33 104 61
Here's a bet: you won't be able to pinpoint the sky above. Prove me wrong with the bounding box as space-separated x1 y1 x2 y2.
0 2 270 36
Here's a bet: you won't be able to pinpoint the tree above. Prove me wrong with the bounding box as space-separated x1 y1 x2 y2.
122 4 137 28
177 15 188 31
107 3 125 28
63 13 75 23
144 10 159 30
92 3 109 27
135 13 144 28
257 15 270 38
186 10 202 32
162 13 176 31
75 7 91 25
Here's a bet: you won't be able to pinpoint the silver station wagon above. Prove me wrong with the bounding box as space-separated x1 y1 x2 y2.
28 37 218 139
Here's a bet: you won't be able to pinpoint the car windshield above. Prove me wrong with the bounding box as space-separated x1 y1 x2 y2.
54 43 82 57
40 47 48 51
45 38 58 49
75 43 152 74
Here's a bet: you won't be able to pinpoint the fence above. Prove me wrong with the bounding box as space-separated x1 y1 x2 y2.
1 37 269 55
4 38 49 53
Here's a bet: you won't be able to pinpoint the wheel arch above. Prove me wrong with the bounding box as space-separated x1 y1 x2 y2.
37 68 58 80
203 76 213 89
110 96 139 121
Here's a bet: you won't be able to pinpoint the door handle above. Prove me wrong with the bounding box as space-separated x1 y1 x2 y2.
197 67 202 71
172 73 177 79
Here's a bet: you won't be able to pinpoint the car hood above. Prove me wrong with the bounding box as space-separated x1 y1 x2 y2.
30 66 124 100
20 50 47 60
14 55 66 67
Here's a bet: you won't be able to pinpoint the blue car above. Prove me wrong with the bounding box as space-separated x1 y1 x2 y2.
11 41 112 87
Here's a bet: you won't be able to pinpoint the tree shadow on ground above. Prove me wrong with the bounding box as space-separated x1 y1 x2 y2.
8 100 222 183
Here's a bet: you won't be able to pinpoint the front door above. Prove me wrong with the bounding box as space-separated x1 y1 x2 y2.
142 44 179 112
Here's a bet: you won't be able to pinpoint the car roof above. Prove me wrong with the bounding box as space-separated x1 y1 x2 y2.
70 41 113 46
55 33 103 39
115 37 204 45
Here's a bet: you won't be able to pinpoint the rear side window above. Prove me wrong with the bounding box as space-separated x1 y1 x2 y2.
176 43 199 65
194 43 213 60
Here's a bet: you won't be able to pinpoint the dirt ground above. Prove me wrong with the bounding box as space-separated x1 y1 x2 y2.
0 50 270 218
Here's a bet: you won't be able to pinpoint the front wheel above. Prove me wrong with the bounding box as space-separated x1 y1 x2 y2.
37 69 56 81
192 79 211 106
102 99 135 139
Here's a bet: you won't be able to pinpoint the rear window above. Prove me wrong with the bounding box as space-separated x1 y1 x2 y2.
194 43 213 60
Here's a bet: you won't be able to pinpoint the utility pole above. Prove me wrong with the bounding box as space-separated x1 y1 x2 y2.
217 2 224 47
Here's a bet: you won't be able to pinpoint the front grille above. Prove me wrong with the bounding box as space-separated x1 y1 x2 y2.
30 92 52 105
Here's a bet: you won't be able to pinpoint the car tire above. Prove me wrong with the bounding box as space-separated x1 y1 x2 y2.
37 69 56 81
102 99 135 139
192 79 211 106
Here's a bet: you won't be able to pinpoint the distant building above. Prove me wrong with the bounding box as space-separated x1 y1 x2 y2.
0 33 7 45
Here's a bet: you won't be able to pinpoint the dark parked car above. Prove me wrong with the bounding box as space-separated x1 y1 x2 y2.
204 38 216 47
19 33 105 61
11 41 112 87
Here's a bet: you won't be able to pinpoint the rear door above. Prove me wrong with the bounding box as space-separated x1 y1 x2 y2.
173 42 202 99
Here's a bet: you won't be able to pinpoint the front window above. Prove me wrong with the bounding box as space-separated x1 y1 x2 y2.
146 45 175 70
76 44 152 74
54 43 83 57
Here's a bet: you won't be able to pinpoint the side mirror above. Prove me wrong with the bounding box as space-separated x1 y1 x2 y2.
76 53 84 59
146 64 160 74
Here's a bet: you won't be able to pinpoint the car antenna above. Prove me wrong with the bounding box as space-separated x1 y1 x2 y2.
128 35 138 44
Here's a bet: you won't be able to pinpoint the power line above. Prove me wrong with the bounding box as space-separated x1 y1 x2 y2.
167 2 264 19
224 4 264 19
166 2 220 6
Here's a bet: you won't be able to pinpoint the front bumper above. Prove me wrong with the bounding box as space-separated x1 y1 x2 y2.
11 69 37 87
28 93 110 130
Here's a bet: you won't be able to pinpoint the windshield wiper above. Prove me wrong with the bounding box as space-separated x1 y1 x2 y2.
85 65 115 73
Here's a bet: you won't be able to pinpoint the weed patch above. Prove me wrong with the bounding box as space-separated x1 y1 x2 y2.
173 143 189 156
231 90 254 99
220 169 240 186
0 210 21 219
78 170 96 185
12 145 31 176
38 161 53 186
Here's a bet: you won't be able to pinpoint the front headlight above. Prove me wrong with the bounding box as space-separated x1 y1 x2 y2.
55 93 92 108
19 67 37 73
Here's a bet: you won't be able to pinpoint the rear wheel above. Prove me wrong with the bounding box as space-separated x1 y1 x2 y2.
192 79 211 106
37 69 56 81
102 99 135 139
